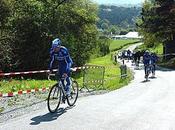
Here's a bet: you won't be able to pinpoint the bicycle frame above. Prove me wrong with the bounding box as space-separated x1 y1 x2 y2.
58 78 71 97
47 68 78 113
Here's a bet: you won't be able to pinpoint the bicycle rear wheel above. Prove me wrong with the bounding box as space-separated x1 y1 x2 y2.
67 80 79 106
145 66 150 81
47 83 61 113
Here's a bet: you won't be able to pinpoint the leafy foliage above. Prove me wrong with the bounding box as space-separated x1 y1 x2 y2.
0 0 13 71
0 0 100 72
97 5 141 34
137 0 175 57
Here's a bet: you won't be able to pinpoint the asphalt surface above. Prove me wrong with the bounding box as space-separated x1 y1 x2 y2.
1 43 175 130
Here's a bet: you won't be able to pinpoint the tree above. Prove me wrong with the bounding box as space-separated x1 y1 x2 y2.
0 0 14 72
154 0 175 59
1 0 99 72
138 0 175 59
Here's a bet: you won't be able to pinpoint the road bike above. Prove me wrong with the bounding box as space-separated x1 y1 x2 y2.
47 68 79 113
145 64 153 81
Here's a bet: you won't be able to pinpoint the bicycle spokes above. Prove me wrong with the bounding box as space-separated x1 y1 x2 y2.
47 84 61 113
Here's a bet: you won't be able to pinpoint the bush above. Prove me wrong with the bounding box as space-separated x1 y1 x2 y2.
97 36 110 56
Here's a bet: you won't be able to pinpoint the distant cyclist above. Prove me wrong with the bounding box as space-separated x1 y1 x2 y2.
135 50 141 67
150 52 158 77
127 49 131 61
143 50 151 78
49 38 73 96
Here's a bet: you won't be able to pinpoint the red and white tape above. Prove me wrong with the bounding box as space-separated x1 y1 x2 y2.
0 70 51 77
0 67 83 77
84 80 103 83
0 66 105 77
0 65 104 97
0 87 49 97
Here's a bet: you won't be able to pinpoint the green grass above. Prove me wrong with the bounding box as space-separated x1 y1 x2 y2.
0 79 56 93
153 44 163 55
76 54 133 90
136 43 163 55
110 39 140 52
0 39 135 93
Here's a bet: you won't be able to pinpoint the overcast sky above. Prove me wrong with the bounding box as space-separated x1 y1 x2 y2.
92 0 145 5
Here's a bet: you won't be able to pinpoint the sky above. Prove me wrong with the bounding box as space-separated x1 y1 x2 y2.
92 0 145 5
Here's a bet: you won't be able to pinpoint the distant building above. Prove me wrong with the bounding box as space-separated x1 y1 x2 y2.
111 32 142 39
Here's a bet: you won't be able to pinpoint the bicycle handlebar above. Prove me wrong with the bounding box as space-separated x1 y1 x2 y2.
48 73 56 80
47 68 77 80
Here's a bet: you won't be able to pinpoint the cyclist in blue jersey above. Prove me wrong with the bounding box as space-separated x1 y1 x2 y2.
150 52 158 77
49 38 73 96
143 50 151 78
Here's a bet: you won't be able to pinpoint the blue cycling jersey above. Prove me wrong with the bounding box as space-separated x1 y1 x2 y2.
49 46 73 74
143 53 151 65
150 54 158 64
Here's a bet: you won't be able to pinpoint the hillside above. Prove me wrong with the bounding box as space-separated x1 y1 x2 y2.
97 5 141 33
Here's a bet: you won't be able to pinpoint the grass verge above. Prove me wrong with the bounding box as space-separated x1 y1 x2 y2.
0 39 136 93
110 39 141 52
0 79 56 93
86 54 133 90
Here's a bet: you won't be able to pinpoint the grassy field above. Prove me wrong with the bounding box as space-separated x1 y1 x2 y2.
0 79 56 93
0 39 136 93
136 43 163 55
110 39 140 51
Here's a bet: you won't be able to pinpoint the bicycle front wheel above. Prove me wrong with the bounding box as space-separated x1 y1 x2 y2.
47 83 61 113
67 80 79 106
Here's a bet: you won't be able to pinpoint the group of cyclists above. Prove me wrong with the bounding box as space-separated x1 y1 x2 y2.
118 49 158 80
49 37 159 97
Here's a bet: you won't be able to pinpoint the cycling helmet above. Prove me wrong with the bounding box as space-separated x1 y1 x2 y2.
52 38 61 49
144 50 150 55
145 50 149 53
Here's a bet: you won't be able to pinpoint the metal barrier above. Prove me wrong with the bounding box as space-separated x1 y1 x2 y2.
111 52 128 78
81 65 105 92
0 63 129 97
120 60 127 78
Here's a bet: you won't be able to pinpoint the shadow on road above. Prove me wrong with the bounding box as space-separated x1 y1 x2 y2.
141 80 150 83
30 106 74 125
149 76 157 79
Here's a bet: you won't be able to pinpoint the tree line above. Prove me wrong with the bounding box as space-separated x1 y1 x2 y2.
97 5 141 35
0 0 110 72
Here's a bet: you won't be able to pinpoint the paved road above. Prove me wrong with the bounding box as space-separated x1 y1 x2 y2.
1 44 175 130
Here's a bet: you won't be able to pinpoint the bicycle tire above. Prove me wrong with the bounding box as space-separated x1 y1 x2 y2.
47 83 61 113
145 66 149 81
67 80 79 106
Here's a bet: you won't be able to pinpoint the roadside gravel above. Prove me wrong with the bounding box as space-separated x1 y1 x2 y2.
0 89 109 123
